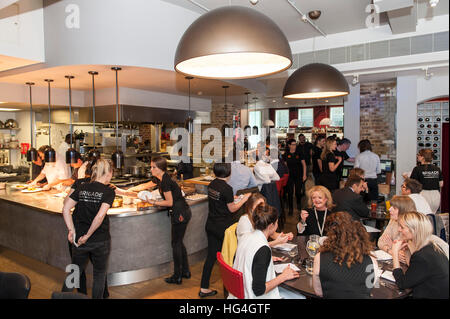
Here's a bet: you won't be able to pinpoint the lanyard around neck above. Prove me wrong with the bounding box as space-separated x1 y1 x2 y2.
314 207 327 237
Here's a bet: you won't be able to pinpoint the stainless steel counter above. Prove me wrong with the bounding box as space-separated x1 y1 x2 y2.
0 184 209 287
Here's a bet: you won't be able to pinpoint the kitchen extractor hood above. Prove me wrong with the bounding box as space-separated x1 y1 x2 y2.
40 105 211 124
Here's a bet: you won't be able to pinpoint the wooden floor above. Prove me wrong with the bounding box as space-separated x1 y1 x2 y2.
0 182 308 299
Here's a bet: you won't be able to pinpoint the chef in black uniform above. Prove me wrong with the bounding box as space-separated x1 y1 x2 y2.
283 139 307 216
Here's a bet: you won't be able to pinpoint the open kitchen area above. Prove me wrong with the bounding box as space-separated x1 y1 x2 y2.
0 0 449 306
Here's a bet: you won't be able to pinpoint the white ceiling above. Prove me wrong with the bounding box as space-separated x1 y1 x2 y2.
163 0 448 41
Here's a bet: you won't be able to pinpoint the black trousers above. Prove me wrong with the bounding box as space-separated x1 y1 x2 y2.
200 223 224 289
171 222 190 277
366 178 379 201
286 173 302 213
62 240 110 299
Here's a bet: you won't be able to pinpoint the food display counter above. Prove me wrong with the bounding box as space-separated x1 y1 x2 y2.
0 184 208 286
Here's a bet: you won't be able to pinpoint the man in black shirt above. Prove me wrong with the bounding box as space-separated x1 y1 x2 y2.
296 134 313 195
334 138 353 183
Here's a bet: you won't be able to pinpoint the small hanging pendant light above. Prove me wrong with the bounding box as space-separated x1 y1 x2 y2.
243 92 251 136
175 6 292 79
252 97 259 135
221 85 230 137
44 79 56 163
25 82 37 162
111 67 124 169
65 75 77 164
283 63 349 99
184 76 194 134
88 71 101 161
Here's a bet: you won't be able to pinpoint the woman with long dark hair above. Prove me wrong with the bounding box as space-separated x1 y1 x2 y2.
146 156 192 284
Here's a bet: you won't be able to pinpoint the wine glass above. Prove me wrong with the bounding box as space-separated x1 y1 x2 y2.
288 248 298 264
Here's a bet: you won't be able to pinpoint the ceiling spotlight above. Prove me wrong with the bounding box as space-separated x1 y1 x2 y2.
308 10 321 20
301 14 308 22
424 68 433 80
429 0 439 7
352 74 359 86
250 0 259 5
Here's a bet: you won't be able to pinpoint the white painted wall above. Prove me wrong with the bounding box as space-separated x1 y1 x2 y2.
344 83 361 158
396 75 418 194
0 0 45 62
417 71 449 103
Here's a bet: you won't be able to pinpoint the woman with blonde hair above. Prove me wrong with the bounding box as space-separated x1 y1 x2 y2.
313 211 380 298
318 137 342 192
392 211 448 299
297 185 335 237
61 159 115 298
378 195 416 263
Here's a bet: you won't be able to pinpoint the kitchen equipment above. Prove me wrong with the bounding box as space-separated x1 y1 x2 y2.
0 121 4 129
130 165 144 177
4 119 18 129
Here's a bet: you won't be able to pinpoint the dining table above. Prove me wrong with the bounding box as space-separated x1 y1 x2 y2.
273 236 411 299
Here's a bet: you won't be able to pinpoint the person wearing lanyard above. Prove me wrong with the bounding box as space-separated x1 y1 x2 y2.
297 186 335 237
283 139 307 216
145 157 192 285
61 159 115 299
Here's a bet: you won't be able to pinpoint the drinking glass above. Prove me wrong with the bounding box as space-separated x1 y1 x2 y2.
305 258 314 275
288 249 298 264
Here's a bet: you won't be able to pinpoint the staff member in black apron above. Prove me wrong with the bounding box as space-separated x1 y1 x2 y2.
146 156 192 285
283 139 307 216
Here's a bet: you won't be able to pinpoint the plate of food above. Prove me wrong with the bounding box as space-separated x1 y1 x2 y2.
185 193 208 201
12 184 28 190
21 187 44 193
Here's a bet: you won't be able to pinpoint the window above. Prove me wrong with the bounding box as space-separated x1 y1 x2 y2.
298 108 314 127
330 107 344 127
275 109 289 128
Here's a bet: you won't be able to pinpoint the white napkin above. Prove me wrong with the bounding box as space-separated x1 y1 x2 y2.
372 250 393 260
274 263 300 273
381 270 396 282
272 243 297 251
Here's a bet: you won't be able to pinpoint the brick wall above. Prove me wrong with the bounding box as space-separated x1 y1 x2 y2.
360 81 397 160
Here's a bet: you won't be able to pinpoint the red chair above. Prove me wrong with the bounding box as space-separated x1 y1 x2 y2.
216 252 245 299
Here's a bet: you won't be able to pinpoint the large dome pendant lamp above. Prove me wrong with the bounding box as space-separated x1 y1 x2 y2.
65 75 77 164
175 6 292 79
252 97 259 136
221 85 231 137
111 67 124 169
184 76 194 134
44 79 56 163
283 63 349 99
243 92 251 136
88 71 101 161
25 82 37 162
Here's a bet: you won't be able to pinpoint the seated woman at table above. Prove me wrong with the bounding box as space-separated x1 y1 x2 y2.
231 205 303 299
392 211 449 299
313 211 380 299
297 186 334 238
378 195 416 264
237 193 293 247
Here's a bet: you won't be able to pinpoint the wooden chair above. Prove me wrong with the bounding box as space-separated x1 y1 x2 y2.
216 252 245 299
